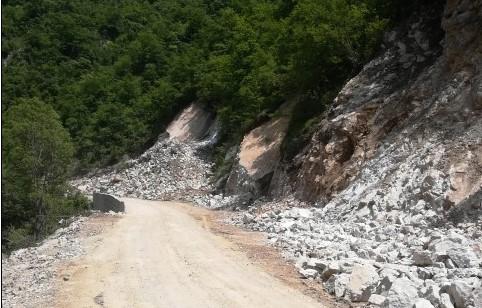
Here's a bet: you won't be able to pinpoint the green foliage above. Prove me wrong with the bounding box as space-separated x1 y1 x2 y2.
1 99 87 250
2 0 397 168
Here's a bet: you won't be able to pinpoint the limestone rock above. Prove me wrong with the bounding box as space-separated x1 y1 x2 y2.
440 293 455 308
447 280 472 308
369 294 388 306
413 298 435 308
299 268 318 279
346 264 380 302
383 278 418 308
413 250 434 266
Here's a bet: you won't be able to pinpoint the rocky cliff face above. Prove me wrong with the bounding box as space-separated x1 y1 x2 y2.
229 1 482 306
166 103 215 142
269 0 482 217
224 102 294 203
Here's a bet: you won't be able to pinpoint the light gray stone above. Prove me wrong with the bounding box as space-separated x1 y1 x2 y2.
346 264 380 302
447 246 480 268
334 274 350 298
383 278 418 308
448 280 472 308
242 213 255 224
424 284 441 306
472 287 482 308
299 268 318 279
369 294 387 306
413 298 435 308
440 293 455 308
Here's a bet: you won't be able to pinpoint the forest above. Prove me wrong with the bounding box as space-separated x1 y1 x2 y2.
2 0 419 250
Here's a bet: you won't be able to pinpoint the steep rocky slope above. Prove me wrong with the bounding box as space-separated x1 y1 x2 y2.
227 1 482 307
224 102 294 201
72 103 234 207
71 103 212 198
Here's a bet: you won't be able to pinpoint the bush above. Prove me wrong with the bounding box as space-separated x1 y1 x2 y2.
4 227 34 252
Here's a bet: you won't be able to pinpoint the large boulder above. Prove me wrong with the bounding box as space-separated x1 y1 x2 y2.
428 234 480 268
92 193 125 213
345 264 380 302
383 278 418 308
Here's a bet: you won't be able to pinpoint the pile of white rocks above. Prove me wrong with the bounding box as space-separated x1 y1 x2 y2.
73 136 213 201
233 199 482 307
1 217 89 308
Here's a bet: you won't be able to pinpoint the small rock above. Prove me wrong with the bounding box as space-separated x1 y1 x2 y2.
242 213 255 224
299 268 318 279
334 274 350 298
412 250 433 266
423 284 441 306
94 292 104 306
321 261 340 280
369 294 387 306
413 298 435 308
440 293 455 308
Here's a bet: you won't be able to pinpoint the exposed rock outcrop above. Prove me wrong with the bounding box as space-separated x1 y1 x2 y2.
292 0 482 210
166 103 214 142
224 102 293 203
229 1 482 306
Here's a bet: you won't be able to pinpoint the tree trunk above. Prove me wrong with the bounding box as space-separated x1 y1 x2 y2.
33 197 46 241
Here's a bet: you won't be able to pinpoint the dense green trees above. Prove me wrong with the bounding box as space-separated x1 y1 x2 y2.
2 0 414 249
2 100 88 249
2 0 393 169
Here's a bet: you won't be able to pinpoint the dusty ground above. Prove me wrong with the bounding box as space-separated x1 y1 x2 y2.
1 213 121 308
53 198 337 308
184 203 344 307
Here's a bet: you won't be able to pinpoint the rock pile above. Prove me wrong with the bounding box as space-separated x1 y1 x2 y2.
73 137 213 201
1 217 89 308
232 199 482 307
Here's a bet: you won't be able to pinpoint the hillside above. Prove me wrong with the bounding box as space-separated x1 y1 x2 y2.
2 0 401 248
2 0 482 307
70 0 481 306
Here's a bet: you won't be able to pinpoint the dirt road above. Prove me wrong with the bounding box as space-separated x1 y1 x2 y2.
55 198 323 308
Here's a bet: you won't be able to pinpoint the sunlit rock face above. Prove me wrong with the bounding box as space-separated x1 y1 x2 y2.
224 102 293 203
166 103 214 142
290 0 482 217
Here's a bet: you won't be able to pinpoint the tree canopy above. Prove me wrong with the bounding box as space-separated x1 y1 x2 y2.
2 99 88 249
2 0 396 170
